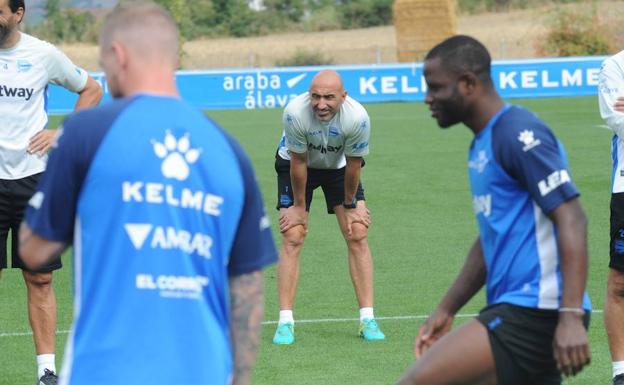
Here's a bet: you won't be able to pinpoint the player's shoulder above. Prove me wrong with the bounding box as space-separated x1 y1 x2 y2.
62 97 136 138
340 95 369 129
284 93 308 114
602 50 624 72
283 93 310 126
343 95 367 114
16 33 59 56
492 105 556 153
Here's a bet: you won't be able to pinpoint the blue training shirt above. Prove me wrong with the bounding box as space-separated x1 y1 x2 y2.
468 104 591 311
25 94 278 385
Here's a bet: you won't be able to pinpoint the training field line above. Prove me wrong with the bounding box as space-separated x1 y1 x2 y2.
0 309 604 338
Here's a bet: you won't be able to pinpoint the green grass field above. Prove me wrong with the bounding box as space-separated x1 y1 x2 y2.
0 96 613 384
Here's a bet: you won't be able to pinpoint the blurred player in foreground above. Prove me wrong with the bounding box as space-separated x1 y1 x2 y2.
19 3 276 385
396 35 591 385
598 49 624 385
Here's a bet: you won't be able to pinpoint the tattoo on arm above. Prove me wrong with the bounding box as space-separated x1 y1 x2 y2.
229 270 264 385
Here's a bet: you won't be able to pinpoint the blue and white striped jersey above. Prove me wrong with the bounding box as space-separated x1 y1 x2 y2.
468 105 591 310
25 94 277 385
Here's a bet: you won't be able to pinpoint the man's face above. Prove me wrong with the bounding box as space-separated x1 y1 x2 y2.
309 84 346 122
0 0 22 47
424 57 467 128
98 43 122 98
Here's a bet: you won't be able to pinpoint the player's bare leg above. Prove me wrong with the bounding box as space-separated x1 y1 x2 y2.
396 320 497 385
23 270 56 355
335 201 384 340
277 221 306 310
273 214 306 345
24 270 59 381
335 203 374 308
606 269 624 381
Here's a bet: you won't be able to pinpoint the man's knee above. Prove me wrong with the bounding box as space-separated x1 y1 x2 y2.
346 223 368 244
23 271 53 288
282 226 306 249
397 362 439 385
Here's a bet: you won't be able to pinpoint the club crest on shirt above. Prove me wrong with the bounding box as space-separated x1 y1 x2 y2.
518 130 541 152
17 59 32 72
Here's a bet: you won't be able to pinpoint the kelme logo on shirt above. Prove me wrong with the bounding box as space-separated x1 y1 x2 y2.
518 130 541 152
152 131 201 181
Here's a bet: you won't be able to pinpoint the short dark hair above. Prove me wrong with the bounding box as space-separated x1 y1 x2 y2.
9 0 25 13
425 35 492 83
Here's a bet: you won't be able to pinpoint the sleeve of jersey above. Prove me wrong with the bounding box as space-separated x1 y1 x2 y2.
24 121 84 242
344 113 370 157
283 109 307 154
46 46 88 92
598 58 624 138
226 138 278 277
494 120 579 215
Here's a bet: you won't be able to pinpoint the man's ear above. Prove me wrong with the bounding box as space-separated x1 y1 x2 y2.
15 7 25 24
111 41 128 70
458 72 479 96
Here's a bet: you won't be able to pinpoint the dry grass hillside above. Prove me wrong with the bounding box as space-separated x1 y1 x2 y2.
58 0 624 71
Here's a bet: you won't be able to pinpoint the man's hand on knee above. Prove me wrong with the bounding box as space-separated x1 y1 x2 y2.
279 206 308 233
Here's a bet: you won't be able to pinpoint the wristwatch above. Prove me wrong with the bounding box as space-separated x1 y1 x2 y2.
342 198 357 209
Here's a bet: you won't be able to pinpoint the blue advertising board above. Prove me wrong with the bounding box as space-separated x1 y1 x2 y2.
47 56 605 114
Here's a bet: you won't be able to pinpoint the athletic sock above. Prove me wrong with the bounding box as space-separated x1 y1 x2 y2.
359 307 374 322
613 361 624 378
279 310 294 325
37 354 56 379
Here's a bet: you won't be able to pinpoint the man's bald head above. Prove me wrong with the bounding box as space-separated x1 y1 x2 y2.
310 70 344 94
308 70 347 122
99 2 179 70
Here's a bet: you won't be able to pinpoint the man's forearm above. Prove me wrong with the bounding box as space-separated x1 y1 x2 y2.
229 270 264 385
74 76 103 111
438 237 486 315
551 199 588 309
344 157 361 203
290 153 308 207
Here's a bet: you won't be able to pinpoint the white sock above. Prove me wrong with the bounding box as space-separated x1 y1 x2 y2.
613 361 624 378
359 307 374 322
279 310 294 325
37 354 56 379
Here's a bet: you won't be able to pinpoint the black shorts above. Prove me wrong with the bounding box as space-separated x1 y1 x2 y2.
610 192 624 271
0 173 62 273
275 155 365 214
477 303 590 385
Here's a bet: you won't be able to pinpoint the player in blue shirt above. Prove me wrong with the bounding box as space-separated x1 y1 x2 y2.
18 4 277 385
396 36 590 385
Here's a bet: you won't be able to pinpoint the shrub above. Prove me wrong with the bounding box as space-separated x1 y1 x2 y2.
274 49 335 67
536 6 614 57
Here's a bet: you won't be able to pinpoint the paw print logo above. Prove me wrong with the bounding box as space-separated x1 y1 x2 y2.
152 131 201 181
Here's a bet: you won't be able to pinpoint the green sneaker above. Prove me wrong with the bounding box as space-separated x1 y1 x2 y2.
359 318 385 341
273 322 295 345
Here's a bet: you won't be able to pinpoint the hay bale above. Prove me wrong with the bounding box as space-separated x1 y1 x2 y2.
393 0 457 62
